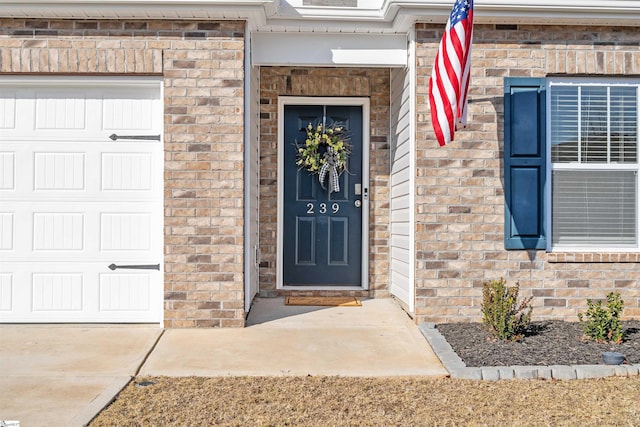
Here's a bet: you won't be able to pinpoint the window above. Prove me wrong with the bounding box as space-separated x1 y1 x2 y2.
549 81 639 249
503 78 640 251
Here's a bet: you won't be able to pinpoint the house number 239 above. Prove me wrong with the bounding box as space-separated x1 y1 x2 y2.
306 203 340 214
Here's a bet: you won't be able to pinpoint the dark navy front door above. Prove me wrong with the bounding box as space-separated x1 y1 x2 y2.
283 105 363 286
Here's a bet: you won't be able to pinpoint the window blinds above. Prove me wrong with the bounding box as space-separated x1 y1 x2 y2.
551 85 637 164
550 83 638 247
552 170 636 245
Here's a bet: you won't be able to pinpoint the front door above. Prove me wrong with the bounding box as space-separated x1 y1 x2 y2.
282 104 364 286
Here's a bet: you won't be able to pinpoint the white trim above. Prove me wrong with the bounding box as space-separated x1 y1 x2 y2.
548 164 640 171
243 26 260 312
243 25 250 311
158 78 165 327
276 96 370 291
0 0 272 3
3 1 639 32
545 79 553 253
279 286 365 291
408 27 416 313
0 1 276 24
252 33 407 68
548 77 640 87
546 78 640 253
0 75 162 88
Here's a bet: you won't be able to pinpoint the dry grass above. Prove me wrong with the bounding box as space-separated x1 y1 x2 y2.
91 376 640 426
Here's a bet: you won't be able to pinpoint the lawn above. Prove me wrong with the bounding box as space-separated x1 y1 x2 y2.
90 376 640 426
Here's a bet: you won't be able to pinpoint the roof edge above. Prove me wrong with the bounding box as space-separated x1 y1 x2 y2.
0 1 638 30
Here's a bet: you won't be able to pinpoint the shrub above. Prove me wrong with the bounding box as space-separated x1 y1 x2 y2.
578 292 624 344
481 278 533 341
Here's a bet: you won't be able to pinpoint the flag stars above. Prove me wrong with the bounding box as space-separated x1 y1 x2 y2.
450 0 472 26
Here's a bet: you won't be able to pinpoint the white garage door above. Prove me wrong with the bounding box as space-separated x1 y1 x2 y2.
0 77 163 323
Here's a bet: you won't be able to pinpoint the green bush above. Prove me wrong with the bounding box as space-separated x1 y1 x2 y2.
578 292 624 344
481 278 533 341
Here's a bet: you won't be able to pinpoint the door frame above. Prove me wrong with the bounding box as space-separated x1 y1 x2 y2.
277 96 370 290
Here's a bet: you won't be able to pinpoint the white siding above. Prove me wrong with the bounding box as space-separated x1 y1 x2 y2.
244 32 260 311
389 54 415 313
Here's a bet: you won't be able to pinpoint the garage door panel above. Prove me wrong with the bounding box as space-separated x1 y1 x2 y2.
0 266 90 320
2 203 90 259
34 152 85 191
32 273 84 312
0 79 163 323
102 152 153 191
100 213 152 251
100 274 151 311
98 146 161 195
0 273 12 311
33 212 85 251
2 141 161 200
2 85 161 140
3 202 159 261
0 212 13 250
0 263 161 322
0 152 15 189
0 92 16 129
97 205 161 258
104 96 156 132
36 91 88 130
27 89 101 136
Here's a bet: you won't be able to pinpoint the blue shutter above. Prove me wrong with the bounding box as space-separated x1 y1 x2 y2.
504 78 547 250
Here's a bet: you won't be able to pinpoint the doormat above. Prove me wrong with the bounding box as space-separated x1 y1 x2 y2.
285 296 362 307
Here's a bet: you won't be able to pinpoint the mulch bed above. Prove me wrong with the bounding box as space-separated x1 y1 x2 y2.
437 320 640 367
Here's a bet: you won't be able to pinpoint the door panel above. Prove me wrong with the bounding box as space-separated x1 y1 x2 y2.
328 217 348 265
295 217 316 264
283 105 363 286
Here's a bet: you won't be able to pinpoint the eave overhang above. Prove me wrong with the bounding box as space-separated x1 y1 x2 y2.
0 1 638 32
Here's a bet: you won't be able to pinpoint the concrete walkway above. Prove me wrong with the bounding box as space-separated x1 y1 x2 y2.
0 298 446 426
141 298 448 377
0 325 162 427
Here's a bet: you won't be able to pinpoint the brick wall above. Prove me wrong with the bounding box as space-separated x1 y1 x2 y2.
259 67 390 297
415 24 640 324
0 19 246 327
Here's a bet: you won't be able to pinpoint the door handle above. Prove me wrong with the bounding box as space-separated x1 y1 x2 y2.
109 134 161 141
108 263 160 271
354 200 362 208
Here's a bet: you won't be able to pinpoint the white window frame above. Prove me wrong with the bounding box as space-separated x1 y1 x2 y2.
546 78 640 252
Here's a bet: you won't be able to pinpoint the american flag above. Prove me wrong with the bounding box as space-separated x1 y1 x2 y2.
429 0 474 146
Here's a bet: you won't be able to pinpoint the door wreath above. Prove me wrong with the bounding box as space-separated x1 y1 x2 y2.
295 123 351 193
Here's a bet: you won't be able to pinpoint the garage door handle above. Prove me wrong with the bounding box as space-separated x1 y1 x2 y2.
108 263 160 271
109 133 161 141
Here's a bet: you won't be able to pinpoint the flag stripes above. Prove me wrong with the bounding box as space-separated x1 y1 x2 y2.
429 0 474 146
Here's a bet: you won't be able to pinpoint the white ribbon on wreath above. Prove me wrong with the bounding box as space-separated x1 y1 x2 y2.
318 146 340 193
